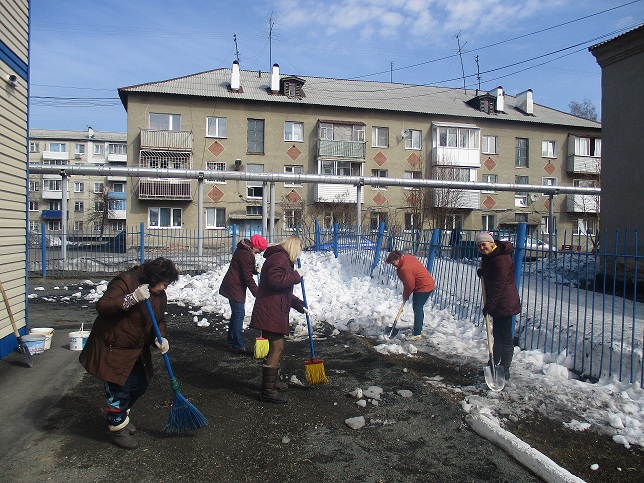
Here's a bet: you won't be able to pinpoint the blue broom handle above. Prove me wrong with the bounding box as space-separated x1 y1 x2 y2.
145 299 175 380
297 258 316 359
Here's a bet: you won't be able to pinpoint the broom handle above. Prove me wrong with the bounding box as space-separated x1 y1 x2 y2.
297 258 316 359
0 280 21 339
145 299 176 381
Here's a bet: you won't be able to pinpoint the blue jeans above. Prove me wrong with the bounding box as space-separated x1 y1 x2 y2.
104 359 149 427
412 291 432 336
227 300 246 350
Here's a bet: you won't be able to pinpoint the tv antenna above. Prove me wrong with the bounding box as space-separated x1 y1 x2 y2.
455 31 467 92
269 12 275 70
475 55 481 95
233 34 240 63
390 61 393 83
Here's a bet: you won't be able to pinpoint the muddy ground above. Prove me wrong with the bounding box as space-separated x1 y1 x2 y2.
0 278 641 482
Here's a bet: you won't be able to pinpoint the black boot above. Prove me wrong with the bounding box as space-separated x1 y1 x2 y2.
109 418 138 450
260 365 288 403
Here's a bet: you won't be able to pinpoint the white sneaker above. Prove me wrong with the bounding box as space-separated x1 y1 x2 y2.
407 335 422 341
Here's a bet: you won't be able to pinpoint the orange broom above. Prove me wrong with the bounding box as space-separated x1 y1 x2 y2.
297 258 327 384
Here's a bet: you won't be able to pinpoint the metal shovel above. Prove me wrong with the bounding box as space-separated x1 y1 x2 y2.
0 280 33 367
385 300 406 338
481 279 505 391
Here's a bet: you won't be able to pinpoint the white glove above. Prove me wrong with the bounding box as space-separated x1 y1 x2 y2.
302 307 309 314
295 268 307 278
155 337 169 354
132 284 150 302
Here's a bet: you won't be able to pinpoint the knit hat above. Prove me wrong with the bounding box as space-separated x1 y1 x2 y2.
475 231 495 245
250 234 268 251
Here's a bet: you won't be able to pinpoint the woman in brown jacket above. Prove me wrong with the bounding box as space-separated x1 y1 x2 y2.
79 257 179 449
250 236 306 403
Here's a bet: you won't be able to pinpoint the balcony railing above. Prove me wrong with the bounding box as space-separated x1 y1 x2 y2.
138 178 192 200
41 210 62 220
431 189 480 209
42 151 70 161
566 155 600 174
318 139 365 159
140 130 193 151
315 184 364 203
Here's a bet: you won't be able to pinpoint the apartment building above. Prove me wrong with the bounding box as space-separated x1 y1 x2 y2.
117 62 601 237
28 128 128 236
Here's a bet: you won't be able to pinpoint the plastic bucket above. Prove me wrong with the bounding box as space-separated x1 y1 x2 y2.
29 327 54 350
69 330 90 351
22 334 46 355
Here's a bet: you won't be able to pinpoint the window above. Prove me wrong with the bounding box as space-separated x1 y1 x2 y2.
515 213 528 223
404 212 416 231
94 144 104 155
73 221 84 231
284 209 302 231
94 201 104 212
246 163 264 198
482 214 496 231
319 122 333 140
29 221 40 232
437 127 479 149
108 143 127 155
371 169 388 189
246 206 262 216
574 137 601 157
29 142 40 153
541 216 556 235
482 135 497 154
48 201 61 210
112 183 125 192
405 129 422 150
113 221 125 231
49 142 65 152
206 117 227 138
284 165 303 187
43 159 65 166
574 217 596 235
516 138 529 167
93 182 104 193
47 221 62 231
205 207 226 229
29 181 39 192
370 211 388 231
75 144 85 155
353 125 366 142
43 180 62 191
74 201 84 212
515 175 529 207
247 119 265 154
403 170 421 190
74 182 84 192
542 140 557 158
319 160 361 177
149 207 182 228
372 127 389 148
206 161 227 183
574 179 599 188
149 113 181 131
28 201 38 211
542 177 557 195
284 121 304 142
482 174 497 193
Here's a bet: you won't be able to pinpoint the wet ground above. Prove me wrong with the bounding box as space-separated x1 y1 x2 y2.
0 278 641 482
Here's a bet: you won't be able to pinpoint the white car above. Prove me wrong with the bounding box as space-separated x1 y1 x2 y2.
501 236 552 259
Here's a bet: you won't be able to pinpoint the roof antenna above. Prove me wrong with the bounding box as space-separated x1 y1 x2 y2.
233 33 240 63
455 31 467 93
390 61 393 83
269 12 274 71
475 55 481 96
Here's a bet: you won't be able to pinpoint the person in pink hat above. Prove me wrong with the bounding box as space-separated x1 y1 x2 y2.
219 234 268 354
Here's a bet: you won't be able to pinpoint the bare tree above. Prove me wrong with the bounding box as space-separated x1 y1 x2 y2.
87 188 112 235
569 98 598 122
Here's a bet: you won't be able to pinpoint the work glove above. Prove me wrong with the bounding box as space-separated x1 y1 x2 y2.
302 306 309 314
155 337 169 354
295 267 307 279
132 284 150 303
482 307 489 317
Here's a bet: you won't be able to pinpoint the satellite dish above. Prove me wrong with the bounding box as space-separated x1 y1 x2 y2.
401 129 410 139
530 193 539 202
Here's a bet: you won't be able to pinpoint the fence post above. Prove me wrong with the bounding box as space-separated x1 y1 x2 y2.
232 224 237 253
370 221 386 277
333 222 339 258
139 222 145 264
41 222 46 279
425 228 441 274
512 222 527 337
314 218 320 252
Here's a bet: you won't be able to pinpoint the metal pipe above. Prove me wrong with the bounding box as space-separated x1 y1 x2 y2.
197 173 204 256
269 182 275 242
262 182 268 237
60 171 68 260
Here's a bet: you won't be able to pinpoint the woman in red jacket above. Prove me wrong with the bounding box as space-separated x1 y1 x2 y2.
476 231 521 379
250 236 306 403
386 250 435 339
80 257 179 449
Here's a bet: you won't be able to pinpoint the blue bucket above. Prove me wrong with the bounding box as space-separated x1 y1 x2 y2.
21 334 46 355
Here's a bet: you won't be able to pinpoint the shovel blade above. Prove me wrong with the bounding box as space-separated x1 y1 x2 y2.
385 326 399 338
18 342 33 368
483 364 505 392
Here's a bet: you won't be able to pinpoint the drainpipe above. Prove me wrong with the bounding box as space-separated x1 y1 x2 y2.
60 170 68 260
269 182 276 243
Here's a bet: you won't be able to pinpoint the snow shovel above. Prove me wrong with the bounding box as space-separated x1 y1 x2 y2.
481 280 505 391
385 300 406 338
0 279 33 367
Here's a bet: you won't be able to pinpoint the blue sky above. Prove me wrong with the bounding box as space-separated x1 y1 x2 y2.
29 0 643 133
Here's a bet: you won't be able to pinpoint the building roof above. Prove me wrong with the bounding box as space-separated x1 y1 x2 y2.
119 67 600 130
29 129 126 142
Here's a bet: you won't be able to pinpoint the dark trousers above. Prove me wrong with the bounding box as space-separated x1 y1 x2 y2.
412 291 432 336
104 359 149 427
492 315 514 370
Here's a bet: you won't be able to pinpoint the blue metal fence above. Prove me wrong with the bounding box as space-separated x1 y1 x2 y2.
28 222 642 384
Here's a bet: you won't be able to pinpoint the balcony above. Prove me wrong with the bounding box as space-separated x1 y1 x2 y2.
41 210 62 220
138 178 192 200
431 189 480 209
566 194 600 213
107 153 127 163
140 130 193 150
317 139 365 160
566 155 601 174
42 151 70 161
41 190 65 200
432 146 480 168
315 184 364 204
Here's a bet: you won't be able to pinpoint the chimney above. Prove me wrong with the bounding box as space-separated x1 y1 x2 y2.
488 86 504 112
230 61 241 91
270 63 280 93
516 89 534 115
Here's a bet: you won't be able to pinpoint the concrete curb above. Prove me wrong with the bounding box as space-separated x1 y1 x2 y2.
465 413 586 483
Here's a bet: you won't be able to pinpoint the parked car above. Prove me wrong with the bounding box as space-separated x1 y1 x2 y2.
312 235 377 252
29 233 62 248
501 236 553 260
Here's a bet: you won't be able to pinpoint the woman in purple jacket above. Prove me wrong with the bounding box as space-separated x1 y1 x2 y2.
250 236 306 403
477 231 521 379
219 234 268 353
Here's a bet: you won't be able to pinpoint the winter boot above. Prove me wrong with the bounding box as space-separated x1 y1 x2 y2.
275 366 288 392
260 365 288 404
109 417 138 449
125 409 136 434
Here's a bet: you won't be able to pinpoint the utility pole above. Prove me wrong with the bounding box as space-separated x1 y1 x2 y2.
233 34 240 63
456 32 467 92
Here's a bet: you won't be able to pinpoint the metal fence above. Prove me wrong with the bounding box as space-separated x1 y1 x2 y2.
29 222 642 384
